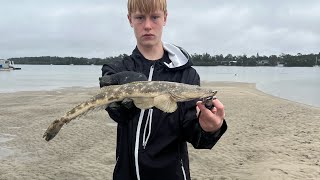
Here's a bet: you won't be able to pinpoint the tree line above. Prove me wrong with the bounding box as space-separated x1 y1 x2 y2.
9 52 320 67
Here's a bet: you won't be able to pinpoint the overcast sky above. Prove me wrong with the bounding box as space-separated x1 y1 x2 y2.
1 0 319 59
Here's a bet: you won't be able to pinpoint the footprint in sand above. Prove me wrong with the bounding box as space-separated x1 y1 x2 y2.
270 168 288 175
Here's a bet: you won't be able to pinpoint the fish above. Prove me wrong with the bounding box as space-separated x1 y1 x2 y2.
43 81 217 141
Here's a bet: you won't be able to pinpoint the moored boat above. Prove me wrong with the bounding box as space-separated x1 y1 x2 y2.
0 59 21 71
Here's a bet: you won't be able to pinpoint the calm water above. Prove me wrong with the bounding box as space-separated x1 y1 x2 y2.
1 65 319 107
0 65 102 92
195 66 320 107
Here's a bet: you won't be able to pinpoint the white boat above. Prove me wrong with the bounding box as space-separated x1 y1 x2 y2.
0 59 21 71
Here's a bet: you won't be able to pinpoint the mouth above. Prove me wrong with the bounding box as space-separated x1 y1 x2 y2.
142 34 155 38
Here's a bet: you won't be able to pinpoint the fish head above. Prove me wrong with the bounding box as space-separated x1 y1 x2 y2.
174 86 217 101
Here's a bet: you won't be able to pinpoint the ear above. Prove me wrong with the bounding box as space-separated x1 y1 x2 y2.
163 12 168 26
128 14 133 27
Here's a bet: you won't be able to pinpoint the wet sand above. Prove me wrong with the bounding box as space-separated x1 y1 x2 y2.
0 82 319 180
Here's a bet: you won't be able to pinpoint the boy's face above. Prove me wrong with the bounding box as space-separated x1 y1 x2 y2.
128 10 167 48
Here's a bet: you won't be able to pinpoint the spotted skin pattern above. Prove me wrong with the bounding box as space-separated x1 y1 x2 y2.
43 81 217 141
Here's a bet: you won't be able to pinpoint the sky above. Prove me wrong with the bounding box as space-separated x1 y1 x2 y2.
1 0 320 59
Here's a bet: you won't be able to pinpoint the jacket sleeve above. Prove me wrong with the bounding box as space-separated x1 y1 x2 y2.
101 60 126 76
189 118 227 149
180 69 227 149
101 61 138 124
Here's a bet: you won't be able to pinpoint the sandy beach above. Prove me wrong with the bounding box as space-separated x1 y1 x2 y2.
0 82 319 180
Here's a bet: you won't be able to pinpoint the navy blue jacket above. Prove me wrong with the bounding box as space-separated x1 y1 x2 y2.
101 45 227 180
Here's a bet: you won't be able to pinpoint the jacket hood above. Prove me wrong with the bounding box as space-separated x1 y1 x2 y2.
162 42 191 69
130 42 193 71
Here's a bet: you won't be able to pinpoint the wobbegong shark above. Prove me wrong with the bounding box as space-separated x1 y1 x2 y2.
43 81 217 141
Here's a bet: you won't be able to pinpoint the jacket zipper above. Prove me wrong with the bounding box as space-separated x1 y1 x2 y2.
134 65 155 180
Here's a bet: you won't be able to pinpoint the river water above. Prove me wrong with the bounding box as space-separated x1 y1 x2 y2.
0 65 319 107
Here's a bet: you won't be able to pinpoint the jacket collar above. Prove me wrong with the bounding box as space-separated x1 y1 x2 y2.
131 42 192 70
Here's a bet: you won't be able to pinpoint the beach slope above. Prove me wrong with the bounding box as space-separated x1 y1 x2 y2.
0 82 319 180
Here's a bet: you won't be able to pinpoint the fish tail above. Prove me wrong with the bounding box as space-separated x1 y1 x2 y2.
62 94 112 124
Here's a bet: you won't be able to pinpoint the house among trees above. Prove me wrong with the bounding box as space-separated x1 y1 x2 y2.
257 60 270 66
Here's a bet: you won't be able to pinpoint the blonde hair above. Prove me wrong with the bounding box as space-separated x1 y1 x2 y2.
127 0 167 14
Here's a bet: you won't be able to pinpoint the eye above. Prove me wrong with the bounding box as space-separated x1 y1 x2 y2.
135 16 144 20
152 16 160 20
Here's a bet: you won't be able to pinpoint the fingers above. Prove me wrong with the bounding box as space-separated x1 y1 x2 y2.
197 98 225 119
196 101 207 111
196 99 225 132
121 98 134 109
212 98 225 119
108 102 121 109
196 101 216 120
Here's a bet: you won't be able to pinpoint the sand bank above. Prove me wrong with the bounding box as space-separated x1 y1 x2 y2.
0 82 319 180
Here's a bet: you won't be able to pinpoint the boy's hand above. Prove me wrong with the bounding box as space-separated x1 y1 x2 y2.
99 71 147 88
196 98 225 133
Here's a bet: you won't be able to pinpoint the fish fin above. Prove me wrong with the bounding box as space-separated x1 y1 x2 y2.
131 97 155 110
154 94 177 113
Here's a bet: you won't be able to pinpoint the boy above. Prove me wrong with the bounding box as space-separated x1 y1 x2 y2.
100 0 227 179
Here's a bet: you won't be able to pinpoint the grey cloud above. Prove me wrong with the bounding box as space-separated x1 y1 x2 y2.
1 0 319 59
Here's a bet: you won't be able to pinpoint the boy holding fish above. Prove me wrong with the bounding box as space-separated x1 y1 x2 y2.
100 0 227 179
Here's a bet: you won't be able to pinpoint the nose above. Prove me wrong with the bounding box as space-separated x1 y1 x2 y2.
144 18 152 30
